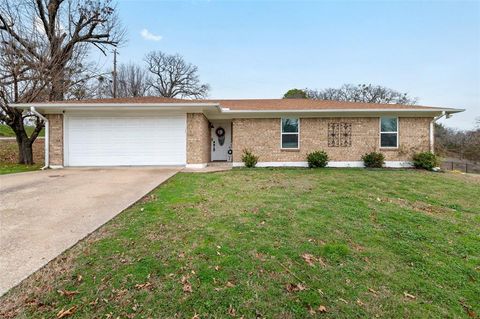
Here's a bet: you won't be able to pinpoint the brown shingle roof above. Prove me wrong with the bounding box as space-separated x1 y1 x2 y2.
209 99 438 110
55 96 445 111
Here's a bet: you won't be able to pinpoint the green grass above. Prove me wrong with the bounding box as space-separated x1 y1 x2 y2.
0 163 41 174
1 169 479 318
0 124 44 137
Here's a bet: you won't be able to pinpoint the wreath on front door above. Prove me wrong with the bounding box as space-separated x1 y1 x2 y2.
216 127 225 146
215 127 225 137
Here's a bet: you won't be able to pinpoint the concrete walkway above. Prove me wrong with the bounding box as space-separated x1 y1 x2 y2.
0 167 180 296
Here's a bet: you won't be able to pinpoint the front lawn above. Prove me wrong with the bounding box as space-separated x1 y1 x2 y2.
0 163 41 175
1 169 479 318
0 124 44 137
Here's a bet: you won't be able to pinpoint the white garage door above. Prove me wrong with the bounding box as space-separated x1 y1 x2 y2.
65 114 186 166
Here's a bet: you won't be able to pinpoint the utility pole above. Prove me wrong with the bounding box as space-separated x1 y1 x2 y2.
112 49 118 98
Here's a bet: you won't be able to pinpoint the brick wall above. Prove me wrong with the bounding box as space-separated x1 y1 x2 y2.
47 114 63 166
232 117 431 163
186 113 210 164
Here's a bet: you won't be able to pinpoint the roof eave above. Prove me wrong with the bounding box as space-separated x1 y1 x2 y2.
205 107 465 119
12 102 221 113
11 102 464 117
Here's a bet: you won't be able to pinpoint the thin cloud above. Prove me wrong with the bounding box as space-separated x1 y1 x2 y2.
140 29 162 41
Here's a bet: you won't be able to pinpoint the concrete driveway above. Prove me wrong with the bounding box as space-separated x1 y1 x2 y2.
0 167 180 296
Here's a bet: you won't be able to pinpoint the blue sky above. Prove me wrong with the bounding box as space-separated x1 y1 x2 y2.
106 0 479 129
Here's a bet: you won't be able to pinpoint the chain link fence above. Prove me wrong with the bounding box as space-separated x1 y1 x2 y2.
441 159 480 174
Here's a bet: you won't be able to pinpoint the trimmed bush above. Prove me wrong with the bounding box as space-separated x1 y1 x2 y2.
307 150 329 168
412 152 440 170
362 152 385 168
241 149 259 168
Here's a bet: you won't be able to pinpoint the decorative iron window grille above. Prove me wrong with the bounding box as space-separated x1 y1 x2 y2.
328 123 352 147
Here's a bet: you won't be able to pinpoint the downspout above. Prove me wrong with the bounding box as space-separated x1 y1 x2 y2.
430 111 446 153
30 106 49 169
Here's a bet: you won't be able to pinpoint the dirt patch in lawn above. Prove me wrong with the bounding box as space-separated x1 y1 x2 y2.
383 197 456 218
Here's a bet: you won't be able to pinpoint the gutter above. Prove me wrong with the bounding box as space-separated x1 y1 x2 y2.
13 102 220 109
30 106 49 169
430 111 446 153
218 108 465 114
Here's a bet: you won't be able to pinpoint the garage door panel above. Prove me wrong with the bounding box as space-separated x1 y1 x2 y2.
66 115 186 166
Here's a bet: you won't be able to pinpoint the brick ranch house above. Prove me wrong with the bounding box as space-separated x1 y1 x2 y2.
13 97 463 169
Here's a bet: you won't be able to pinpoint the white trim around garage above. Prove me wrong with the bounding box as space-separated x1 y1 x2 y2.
233 161 413 168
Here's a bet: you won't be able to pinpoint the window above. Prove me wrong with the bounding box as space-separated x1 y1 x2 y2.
281 118 299 149
380 117 398 148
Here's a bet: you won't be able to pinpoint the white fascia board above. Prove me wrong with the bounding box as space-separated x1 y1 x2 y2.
11 102 221 114
219 108 464 114
11 101 464 117
207 108 464 119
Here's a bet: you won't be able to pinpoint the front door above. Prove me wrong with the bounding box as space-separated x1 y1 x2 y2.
211 121 232 161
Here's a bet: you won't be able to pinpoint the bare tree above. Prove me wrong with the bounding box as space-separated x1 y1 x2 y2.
0 0 125 164
306 84 418 105
118 63 149 97
145 51 209 98
113 63 150 98
435 123 480 161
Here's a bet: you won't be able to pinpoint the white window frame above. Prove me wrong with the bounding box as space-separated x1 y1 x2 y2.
280 117 300 149
379 116 399 149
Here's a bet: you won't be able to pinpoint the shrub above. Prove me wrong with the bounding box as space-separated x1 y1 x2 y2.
362 152 385 168
307 150 329 168
241 149 258 168
412 152 440 170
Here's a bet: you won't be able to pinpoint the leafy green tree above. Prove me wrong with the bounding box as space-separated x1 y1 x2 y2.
283 89 307 99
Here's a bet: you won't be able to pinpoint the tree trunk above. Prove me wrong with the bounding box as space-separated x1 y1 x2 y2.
49 63 66 101
16 133 35 165
49 78 65 101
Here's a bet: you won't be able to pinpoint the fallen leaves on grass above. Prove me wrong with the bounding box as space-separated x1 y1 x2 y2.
56 306 77 318
134 282 152 290
254 252 266 262
403 292 416 300
89 298 98 306
226 281 235 288
301 253 315 266
285 283 306 293
356 299 365 306
347 239 365 252
228 304 236 317
460 300 477 318
181 276 193 293
307 305 327 314
301 253 326 267
57 290 79 297
368 288 378 295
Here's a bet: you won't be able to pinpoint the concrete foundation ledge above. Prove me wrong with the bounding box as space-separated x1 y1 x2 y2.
232 161 413 168
185 163 208 169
